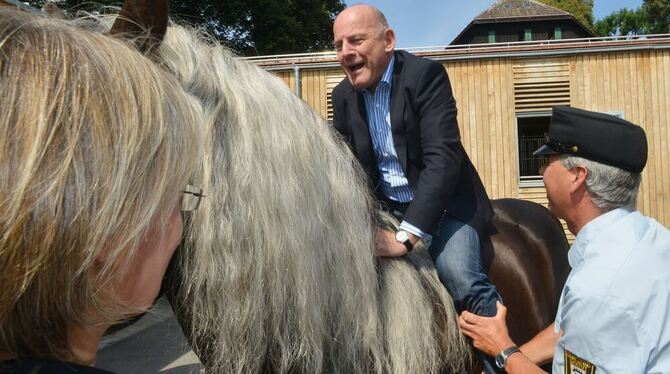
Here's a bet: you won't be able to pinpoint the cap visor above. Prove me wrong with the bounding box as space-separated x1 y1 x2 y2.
533 144 560 156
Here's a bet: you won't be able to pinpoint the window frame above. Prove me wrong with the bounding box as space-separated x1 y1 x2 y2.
516 111 552 187
524 28 533 41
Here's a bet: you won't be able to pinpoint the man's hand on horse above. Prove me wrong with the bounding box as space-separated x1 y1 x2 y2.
375 229 416 257
458 301 516 356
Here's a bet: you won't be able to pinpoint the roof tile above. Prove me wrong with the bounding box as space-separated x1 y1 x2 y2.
476 0 570 20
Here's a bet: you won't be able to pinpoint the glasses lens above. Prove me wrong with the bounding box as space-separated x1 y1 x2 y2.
181 185 204 212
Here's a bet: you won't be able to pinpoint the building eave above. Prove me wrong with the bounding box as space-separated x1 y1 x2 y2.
244 35 670 71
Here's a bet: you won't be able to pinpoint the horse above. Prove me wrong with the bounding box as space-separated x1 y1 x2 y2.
98 2 571 372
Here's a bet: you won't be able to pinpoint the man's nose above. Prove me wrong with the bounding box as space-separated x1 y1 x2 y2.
539 163 547 175
340 41 355 56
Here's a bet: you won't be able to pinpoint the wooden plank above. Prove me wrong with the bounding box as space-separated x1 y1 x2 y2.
483 60 494 195
637 52 651 215
657 51 668 226
603 53 612 111
647 52 669 222
661 51 670 227
504 60 516 198
467 60 478 167
492 59 503 198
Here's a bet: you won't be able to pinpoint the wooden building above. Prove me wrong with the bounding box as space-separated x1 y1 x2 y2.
452 0 594 45
248 35 670 235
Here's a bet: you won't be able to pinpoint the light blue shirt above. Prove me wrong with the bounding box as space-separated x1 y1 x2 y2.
552 208 670 374
362 56 427 240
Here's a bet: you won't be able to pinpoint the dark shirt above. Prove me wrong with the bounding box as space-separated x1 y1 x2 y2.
0 359 114 374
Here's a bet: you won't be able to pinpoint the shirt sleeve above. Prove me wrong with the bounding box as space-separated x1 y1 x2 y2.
399 220 432 244
554 293 651 374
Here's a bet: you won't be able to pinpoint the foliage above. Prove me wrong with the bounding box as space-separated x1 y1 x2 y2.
593 0 670 36
538 0 594 28
29 0 345 56
593 8 645 36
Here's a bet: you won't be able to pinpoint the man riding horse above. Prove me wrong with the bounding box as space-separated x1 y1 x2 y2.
35 1 571 372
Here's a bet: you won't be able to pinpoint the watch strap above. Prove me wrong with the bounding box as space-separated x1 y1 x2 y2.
495 345 520 369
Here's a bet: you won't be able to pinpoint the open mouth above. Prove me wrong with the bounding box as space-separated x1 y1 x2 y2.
347 62 365 73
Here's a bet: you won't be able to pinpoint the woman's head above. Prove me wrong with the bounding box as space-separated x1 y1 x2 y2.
0 9 201 361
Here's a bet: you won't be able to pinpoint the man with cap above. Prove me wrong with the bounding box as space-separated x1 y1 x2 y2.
458 106 670 373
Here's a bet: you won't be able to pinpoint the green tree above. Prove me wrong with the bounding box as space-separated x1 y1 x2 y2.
593 0 669 36
538 0 594 28
593 8 645 36
30 0 345 56
640 0 670 33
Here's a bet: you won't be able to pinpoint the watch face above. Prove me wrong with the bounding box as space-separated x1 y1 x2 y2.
495 354 505 369
395 230 408 243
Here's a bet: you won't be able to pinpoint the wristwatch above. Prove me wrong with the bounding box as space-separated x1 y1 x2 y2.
494 345 521 369
395 230 413 252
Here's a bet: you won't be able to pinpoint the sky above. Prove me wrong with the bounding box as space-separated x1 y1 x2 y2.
343 0 644 48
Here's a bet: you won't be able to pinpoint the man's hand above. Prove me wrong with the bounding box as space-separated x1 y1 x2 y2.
458 301 516 356
375 229 409 257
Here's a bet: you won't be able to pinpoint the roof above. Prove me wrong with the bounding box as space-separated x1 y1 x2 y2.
450 0 594 44
475 0 570 21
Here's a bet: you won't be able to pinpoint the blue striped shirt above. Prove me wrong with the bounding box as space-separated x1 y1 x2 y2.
362 56 429 241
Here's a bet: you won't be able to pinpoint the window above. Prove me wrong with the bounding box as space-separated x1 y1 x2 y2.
519 29 533 41
517 113 551 184
488 30 496 43
524 29 533 41
550 27 562 40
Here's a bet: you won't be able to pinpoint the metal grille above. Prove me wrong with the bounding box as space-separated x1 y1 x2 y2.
519 135 546 177
326 73 346 124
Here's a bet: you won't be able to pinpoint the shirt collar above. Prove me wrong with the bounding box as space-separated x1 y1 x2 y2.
363 55 395 94
568 207 630 267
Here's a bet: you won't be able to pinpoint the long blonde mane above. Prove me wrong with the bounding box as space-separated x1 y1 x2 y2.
155 23 472 373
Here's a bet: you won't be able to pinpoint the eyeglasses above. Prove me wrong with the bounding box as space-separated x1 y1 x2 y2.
181 184 205 212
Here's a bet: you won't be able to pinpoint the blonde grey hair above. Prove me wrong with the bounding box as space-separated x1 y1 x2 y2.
0 9 201 362
560 155 641 211
150 21 472 374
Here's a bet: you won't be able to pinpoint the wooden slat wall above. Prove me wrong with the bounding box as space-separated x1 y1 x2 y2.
298 69 342 119
268 49 670 229
571 50 670 227
444 59 517 200
275 71 296 97
326 73 346 122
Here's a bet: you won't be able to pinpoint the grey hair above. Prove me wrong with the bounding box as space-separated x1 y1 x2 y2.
560 155 642 211
151 21 471 374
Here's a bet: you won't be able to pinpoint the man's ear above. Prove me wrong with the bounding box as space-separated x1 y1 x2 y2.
569 165 588 194
384 28 396 52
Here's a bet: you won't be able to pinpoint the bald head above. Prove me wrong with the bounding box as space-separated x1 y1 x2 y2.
337 4 389 30
333 4 396 90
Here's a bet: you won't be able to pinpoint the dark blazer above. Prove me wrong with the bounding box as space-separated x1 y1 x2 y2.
332 50 493 234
